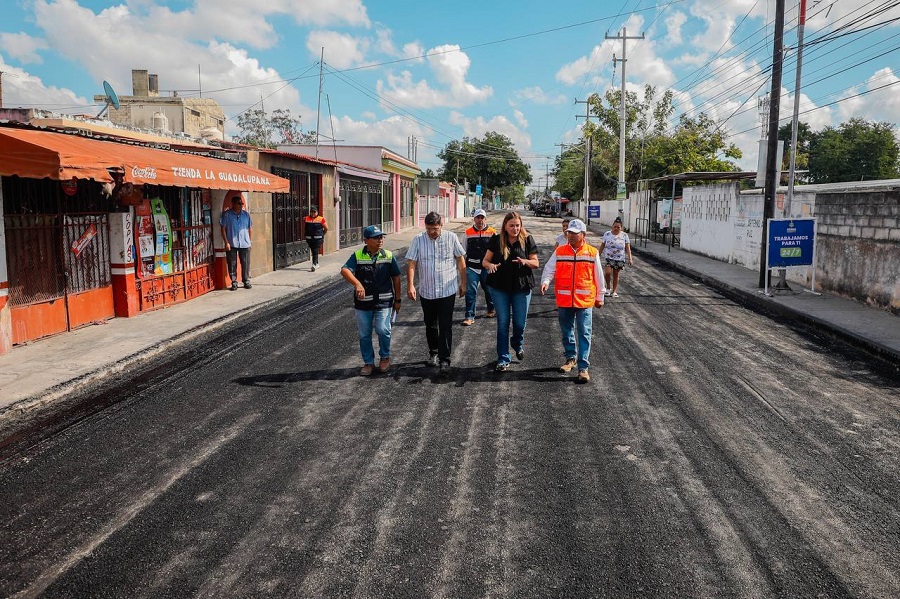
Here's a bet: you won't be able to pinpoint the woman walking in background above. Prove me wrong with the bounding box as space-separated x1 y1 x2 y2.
482 212 539 371
598 216 633 298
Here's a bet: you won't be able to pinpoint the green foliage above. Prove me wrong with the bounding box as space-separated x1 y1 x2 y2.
420 168 437 178
806 118 900 183
234 108 315 148
436 131 532 196
553 85 741 200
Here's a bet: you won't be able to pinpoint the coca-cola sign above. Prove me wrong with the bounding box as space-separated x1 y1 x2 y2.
131 165 158 180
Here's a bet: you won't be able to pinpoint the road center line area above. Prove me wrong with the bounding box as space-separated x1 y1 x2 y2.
1 219 897 598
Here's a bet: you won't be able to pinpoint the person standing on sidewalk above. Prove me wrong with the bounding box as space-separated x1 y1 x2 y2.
462 208 496 326
482 212 539 371
598 216 633 298
540 219 605 383
304 206 328 272
219 195 252 290
406 212 466 374
341 225 401 376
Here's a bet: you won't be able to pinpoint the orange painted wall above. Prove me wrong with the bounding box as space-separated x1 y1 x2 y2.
11 300 68 345
66 286 115 329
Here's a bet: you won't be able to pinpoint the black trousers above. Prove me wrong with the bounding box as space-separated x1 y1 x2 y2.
307 239 322 265
226 247 251 284
420 294 456 362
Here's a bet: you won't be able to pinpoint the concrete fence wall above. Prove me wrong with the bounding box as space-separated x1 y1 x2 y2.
635 181 899 314
814 191 900 313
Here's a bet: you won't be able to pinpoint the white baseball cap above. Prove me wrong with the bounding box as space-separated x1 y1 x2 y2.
566 219 586 234
473 209 487 217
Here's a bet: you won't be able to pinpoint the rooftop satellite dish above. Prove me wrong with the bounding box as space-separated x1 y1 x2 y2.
96 80 120 118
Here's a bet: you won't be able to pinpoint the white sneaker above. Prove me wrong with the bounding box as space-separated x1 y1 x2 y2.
612 292 619 298
604 290 611 297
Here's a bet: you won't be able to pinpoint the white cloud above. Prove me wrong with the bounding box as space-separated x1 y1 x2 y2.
377 45 492 109
513 109 528 128
0 58 88 110
31 0 369 54
837 68 900 124
402 41 425 61
27 1 314 132
0 32 49 64
307 30 367 69
448 111 531 155
513 86 567 105
329 114 430 160
665 12 688 46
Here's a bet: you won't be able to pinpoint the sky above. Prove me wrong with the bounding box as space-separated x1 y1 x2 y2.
1 0 899 193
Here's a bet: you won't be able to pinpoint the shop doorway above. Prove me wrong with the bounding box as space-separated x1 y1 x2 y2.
2 176 114 344
134 186 215 311
272 168 322 269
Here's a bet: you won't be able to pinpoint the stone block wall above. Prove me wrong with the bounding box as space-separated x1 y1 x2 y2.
814 191 900 314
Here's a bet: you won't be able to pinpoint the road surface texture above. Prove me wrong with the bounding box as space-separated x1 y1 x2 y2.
1 218 897 598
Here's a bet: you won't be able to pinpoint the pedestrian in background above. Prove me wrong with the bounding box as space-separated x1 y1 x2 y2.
462 208 496 326
555 218 571 247
482 211 539 371
541 219 605 383
599 216 633 298
219 195 252 290
341 225 401 376
304 206 328 272
406 212 467 374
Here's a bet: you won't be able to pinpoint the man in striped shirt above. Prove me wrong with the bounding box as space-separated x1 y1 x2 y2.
406 212 467 373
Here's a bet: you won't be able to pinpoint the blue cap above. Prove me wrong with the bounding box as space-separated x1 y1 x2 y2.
364 225 384 239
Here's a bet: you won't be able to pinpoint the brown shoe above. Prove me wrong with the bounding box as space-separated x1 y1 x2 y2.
485 310 496 318
576 370 590 383
559 358 577 373
360 364 374 376
378 358 391 373
461 318 475 326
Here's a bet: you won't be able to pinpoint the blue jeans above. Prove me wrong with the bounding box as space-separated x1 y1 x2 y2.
490 289 532 365
356 308 392 365
558 307 593 371
465 267 493 318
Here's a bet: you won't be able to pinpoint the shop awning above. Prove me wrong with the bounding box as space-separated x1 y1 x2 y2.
0 128 289 192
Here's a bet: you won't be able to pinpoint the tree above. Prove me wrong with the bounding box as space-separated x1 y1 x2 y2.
553 85 741 201
234 108 316 148
436 132 532 196
807 118 900 183
778 121 813 184
420 168 437 178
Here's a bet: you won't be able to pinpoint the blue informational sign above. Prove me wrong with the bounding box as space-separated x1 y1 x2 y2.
587 205 600 218
475 184 482 195
767 218 816 268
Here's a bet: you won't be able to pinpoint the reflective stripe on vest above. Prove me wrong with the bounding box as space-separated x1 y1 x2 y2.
353 248 394 309
554 243 598 308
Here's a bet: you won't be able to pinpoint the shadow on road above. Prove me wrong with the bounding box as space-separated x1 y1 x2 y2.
233 362 579 388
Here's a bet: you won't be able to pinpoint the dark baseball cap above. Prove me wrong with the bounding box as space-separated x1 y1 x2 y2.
364 225 384 238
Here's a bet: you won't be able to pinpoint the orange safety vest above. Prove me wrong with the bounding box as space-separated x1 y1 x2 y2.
554 242 599 308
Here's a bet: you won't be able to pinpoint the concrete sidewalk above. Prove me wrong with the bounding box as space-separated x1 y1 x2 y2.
610 228 900 366
1 216 896 421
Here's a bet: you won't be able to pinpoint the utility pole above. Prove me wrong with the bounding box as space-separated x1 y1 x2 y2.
759 0 786 289
786 0 807 214
606 28 644 216
575 97 594 224
778 0 808 291
315 48 324 159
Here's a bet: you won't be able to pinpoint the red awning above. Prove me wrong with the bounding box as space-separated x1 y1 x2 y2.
0 128 289 192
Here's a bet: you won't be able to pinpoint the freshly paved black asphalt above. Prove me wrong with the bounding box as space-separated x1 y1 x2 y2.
1 220 897 598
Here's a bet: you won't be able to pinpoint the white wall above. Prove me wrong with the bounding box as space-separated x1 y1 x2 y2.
681 183 743 263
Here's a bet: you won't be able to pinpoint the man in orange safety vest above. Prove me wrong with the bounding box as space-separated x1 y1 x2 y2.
540 219 605 383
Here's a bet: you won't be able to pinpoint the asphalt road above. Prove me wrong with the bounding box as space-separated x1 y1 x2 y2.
1 218 898 598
